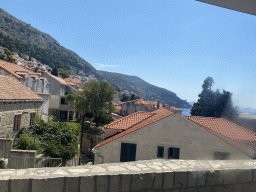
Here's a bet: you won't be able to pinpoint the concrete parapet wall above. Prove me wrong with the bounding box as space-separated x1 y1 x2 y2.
1 159 256 191
8 150 37 169
0 138 12 159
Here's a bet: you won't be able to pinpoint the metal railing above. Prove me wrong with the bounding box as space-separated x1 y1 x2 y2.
8 156 62 169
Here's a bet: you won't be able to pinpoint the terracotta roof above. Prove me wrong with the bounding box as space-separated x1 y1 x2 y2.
47 72 67 85
185 116 256 142
94 108 175 149
115 106 121 111
64 77 82 84
169 106 182 112
104 111 154 130
0 60 35 79
66 81 77 86
111 101 118 106
0 75 43 101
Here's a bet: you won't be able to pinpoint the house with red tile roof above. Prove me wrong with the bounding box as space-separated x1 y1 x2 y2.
63 77 84 89
119 99 182 116
93 108 256 164
42 72 77 122
0 60 51 121
0 75 43 137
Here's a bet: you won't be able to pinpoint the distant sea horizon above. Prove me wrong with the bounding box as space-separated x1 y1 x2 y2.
179 108 192 116
179 107 256 116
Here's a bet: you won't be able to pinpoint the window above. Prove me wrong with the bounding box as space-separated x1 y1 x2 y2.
214 152 231 160
168 147 180 159
157 146 164 158
14 115 21 130
61 98 66 104
30 113 35 125
120 143 137 162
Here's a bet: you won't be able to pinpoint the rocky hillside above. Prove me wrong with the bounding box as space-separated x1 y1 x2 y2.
0 8 94 72
95 71 190 108
0 8 191 108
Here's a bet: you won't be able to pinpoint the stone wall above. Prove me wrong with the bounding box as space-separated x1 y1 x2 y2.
8 150 37 169
1 159 256 192
0 101 42 137
0 138 12 158
65 155 79 167
37 93 50 122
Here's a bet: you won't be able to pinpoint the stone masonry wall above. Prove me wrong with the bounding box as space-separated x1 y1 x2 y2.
1 159 256 192
0 101 42 137
0 138 12 158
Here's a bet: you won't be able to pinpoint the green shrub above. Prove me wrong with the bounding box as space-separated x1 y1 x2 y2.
14 122 80 163
13 133 42 154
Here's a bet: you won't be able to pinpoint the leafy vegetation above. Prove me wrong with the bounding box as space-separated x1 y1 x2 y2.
13 133 42 154
14 122 81 163
190 77 239 120
120 93 140 102
68 80 116 154
58 68 74 78
0 47 14 62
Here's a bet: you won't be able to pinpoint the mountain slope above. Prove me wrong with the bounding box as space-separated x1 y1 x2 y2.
0 8 95 72
95 71 190 107
0 8 190 108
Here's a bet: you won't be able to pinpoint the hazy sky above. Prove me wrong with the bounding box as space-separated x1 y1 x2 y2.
1 0 256 108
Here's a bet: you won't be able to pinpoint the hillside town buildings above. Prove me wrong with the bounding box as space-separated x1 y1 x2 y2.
0 75 43 137
118 99 182 116
43 72 77 122
0 60 51 121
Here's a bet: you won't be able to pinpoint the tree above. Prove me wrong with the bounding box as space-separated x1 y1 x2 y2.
67 80 116 155
190 77 238 120
52 66 58 76
121 94 131 102
58 68 74 78
3 47 13 62
14 122 80 164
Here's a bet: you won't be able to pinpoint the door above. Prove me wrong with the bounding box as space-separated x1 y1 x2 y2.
120 143 137 162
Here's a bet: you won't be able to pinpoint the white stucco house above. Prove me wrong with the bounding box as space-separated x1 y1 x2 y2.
93 108 256 164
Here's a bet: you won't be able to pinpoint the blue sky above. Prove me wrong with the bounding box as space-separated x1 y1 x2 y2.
1 0 256 108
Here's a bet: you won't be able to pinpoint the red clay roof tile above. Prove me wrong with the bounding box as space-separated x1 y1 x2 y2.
0 60 35 79
185 116 256 142
104 111 154 130
0 75 43 101
94 108 175 149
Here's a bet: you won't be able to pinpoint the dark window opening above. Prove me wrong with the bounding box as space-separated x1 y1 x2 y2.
30 113 35 125
168 147 180 159
214 152 231 160
120 143 136 162
14 115 21 130
61 98 66 104
157 146 164 158
69 111 74 120
60 111 68 120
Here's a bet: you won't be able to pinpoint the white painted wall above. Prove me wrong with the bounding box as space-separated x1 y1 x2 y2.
94 114 252 164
